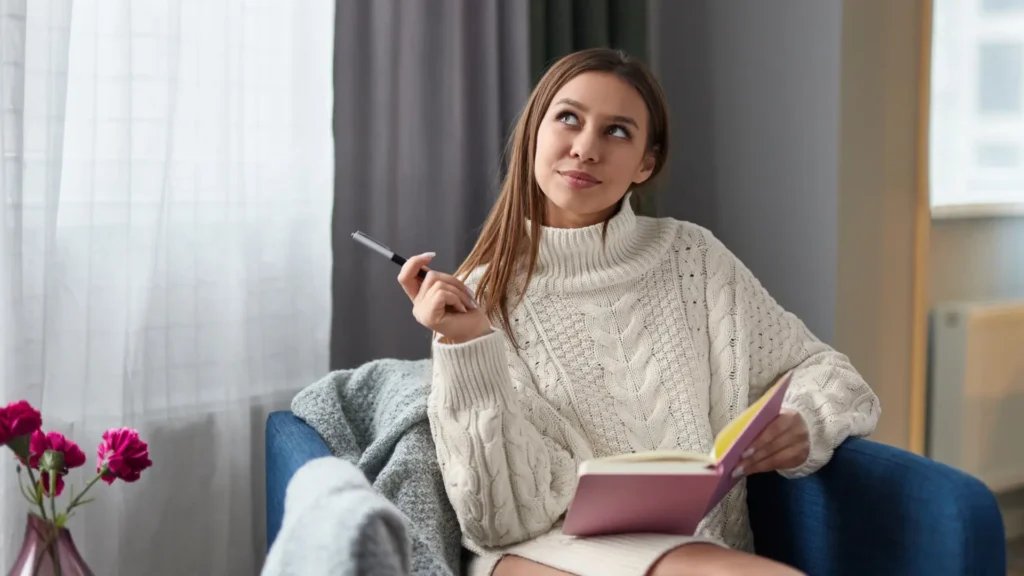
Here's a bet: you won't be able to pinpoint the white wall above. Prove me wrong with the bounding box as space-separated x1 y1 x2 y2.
649 0 841 345
930 217 1024 304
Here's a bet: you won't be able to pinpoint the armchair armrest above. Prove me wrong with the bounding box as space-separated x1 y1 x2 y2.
747 437 1005 576
265 410 332 550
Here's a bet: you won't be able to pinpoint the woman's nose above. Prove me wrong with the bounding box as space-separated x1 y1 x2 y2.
570 130 600 163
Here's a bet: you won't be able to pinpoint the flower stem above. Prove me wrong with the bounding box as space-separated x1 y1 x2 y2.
48 473 57 527
47 473 61 576
64 469 104 515
24 468 59 574
16 467 37 506
24 468 49 522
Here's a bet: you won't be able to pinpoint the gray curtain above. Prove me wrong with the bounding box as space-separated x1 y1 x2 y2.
332 1 531 369
530 0 648 83
530 0 655 216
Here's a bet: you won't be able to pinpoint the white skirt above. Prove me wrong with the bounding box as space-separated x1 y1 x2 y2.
464 526 726 576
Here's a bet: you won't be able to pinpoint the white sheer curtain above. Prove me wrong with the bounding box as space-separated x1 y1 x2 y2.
0 1 334 574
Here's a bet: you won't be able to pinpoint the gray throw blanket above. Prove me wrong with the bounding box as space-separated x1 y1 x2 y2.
262 359 463 576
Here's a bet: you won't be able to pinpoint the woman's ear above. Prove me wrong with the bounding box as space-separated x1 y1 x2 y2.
633 150 657 185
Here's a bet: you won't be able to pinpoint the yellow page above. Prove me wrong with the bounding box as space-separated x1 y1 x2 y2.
711 376 786 461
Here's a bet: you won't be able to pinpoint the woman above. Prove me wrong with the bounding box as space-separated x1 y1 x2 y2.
396 48 880 576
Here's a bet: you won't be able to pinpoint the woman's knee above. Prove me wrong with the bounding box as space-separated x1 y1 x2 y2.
492 555 576 576
647 543 805 576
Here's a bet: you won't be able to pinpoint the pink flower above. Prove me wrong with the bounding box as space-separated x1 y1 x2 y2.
0 401 42 445
39 471 65 497
97 428 152 484
28 430 86 496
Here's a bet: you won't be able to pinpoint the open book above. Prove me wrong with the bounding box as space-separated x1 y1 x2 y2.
561 371 793 537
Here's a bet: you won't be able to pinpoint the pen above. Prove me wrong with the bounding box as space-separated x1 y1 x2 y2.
350 231 428 279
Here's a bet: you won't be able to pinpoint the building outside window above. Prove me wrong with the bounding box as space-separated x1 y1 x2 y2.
930 0 1024 216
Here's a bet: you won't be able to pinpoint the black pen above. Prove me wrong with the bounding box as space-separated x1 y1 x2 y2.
351 231 428 279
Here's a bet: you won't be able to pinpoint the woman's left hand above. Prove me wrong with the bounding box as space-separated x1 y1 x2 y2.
734 409 810 478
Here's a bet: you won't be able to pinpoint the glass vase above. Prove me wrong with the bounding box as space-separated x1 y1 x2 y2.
8 514 94 576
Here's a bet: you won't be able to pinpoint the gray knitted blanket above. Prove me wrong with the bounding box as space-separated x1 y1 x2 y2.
265 359 462 576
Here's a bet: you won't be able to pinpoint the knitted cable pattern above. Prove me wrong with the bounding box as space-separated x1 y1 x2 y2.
427 196 880 571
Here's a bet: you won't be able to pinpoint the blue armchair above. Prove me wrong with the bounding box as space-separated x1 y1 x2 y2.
265 411 1007 575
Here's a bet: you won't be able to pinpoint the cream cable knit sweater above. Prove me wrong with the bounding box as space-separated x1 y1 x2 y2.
427 197 880 574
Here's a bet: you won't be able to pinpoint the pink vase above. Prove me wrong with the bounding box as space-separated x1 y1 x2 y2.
8 514 94 576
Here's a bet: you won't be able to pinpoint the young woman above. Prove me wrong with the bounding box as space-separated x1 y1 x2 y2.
396 48 880 576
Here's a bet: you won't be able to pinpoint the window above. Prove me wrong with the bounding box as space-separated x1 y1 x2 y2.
983 0 1024 13
976 142 1021 168
930 0 1024 216
978 43 1022 113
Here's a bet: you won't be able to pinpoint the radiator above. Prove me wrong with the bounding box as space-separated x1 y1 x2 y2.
928 299 1024 493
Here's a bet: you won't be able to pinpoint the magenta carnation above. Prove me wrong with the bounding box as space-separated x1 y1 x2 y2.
28 430 87 496
97 428 152 484
0 401 42 445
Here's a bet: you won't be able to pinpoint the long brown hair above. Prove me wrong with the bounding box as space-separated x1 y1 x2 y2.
455 48 670 347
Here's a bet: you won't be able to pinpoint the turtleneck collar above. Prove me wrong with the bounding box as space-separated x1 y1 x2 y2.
523 192 672 292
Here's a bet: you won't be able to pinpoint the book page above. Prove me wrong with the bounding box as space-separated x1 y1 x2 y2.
578 458 717 476
592 449 715 466
711 374 789 462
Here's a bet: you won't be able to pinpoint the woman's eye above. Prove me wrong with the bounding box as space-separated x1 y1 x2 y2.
608 125 630 139
556 111 579 126
556 112 629 139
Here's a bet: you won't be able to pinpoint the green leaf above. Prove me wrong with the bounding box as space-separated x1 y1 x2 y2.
72 497 96 508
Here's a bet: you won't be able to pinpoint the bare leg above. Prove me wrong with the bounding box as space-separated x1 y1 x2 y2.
648 544 805 576
492 555 576 576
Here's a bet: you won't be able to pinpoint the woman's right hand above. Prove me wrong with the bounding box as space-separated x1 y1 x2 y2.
397 253 492 344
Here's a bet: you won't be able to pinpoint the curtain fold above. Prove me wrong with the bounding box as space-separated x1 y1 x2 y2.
331 0 530 369
0 1 335 573
530 0 656 216
530 0 649 82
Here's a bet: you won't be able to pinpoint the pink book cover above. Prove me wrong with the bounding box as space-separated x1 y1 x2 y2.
561 373 792 537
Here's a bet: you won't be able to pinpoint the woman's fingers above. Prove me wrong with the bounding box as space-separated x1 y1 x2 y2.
414 283 467 326
740 429 798 475
432 283 469 314
397 253 435 301
748 422 805 465
735 410 810 477
745 414 788 455
420 271 475 310
398 253 490 342
745 410 805 458
743 443 807 476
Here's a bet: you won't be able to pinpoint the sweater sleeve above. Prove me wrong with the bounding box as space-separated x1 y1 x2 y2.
427 329 580 548
701 229 881 478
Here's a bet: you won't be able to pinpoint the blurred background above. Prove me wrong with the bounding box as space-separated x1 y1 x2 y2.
1 0 1022 574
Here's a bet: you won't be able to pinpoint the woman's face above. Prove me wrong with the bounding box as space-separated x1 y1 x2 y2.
533 71 654 228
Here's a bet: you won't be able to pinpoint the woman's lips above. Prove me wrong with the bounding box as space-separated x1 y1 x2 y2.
560 170 601 189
